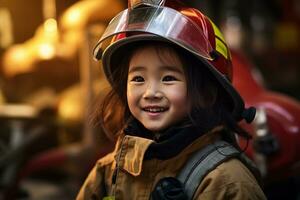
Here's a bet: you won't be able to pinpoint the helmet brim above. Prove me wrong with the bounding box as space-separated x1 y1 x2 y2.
93 7 214 62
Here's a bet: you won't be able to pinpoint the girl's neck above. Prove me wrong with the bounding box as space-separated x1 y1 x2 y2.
124 117 193 142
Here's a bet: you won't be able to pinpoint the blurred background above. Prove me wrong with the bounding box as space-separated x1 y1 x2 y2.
0 0 299 199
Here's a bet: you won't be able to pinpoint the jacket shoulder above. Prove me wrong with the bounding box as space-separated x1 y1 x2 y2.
194 158 266 200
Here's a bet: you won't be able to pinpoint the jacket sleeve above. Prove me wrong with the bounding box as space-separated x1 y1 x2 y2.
76 164 106 200
193 181 266 200
192 159 267 200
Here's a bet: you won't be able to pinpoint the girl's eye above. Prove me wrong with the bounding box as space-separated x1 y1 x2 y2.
131 76 144 82
162 75 177 82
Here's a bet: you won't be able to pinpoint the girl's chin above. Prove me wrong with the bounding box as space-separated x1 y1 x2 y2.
144 125 167 132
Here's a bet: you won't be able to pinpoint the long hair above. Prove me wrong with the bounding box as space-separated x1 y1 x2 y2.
95 40 250 147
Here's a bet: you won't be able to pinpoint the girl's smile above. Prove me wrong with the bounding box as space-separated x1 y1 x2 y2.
127 45 189 132
142 106 169 114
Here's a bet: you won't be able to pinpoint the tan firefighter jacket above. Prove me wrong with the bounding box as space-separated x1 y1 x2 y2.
77 128 266 200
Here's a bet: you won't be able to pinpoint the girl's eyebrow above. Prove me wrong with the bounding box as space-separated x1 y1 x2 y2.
160 65 184 73
128 65 184 74
128 66 145 74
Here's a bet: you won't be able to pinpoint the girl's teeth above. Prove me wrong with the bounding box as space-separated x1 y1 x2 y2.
145 108 165 112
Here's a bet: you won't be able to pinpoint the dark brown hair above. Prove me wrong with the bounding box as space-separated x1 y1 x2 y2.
94 40 248 145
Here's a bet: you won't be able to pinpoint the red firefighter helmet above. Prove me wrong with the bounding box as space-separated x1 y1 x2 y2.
93 0 255 122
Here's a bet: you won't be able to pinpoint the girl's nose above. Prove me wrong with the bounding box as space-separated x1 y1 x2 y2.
143 84 163 100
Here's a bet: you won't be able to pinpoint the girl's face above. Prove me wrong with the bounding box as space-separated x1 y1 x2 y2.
127 45 188 132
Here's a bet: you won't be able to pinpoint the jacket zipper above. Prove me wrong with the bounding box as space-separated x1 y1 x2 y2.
111 136 125 197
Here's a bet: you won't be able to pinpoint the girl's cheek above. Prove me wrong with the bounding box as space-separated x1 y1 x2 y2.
127 85 142 100
168 86 187 100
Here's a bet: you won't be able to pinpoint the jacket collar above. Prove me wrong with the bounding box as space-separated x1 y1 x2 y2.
118 126 223 176
124 118 220 160
116 135 153 176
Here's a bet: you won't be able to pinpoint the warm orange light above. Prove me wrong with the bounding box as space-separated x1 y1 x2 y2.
44 18 58 34
3 45 34 77
58 87 83 123
38 43 55 59
10 45 28 62
64 8 82 27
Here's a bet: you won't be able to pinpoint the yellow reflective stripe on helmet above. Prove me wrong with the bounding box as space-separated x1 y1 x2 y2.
209 19 229 59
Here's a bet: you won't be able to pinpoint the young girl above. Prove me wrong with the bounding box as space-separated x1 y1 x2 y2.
77 0 266 199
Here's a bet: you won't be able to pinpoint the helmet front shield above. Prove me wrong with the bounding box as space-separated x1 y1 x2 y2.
128 0 165 9
93 6 213 61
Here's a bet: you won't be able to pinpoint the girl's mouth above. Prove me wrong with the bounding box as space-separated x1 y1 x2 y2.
143 107 168 113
